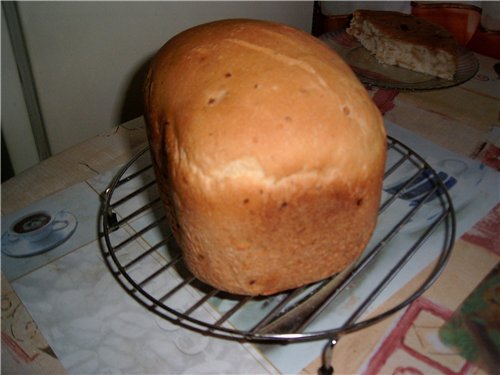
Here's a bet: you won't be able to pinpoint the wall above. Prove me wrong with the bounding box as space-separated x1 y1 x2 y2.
2 1 313 175
1 8 40 174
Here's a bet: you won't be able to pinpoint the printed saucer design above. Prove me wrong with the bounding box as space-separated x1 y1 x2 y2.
1 211 78 258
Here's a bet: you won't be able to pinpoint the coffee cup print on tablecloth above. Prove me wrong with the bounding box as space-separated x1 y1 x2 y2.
1 210 78 258
382 158 485 233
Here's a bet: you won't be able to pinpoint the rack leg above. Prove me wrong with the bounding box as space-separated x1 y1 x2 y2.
318 336 338 375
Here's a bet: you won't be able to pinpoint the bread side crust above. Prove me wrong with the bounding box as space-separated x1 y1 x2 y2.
145 19 386 295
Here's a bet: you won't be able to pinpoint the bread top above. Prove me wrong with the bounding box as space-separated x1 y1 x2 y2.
351 10 459 56
145 19 386 186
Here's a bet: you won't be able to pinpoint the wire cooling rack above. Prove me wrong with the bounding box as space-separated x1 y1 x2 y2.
100 136 455 374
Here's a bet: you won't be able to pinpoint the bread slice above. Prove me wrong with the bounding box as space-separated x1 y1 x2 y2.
347 10 459 80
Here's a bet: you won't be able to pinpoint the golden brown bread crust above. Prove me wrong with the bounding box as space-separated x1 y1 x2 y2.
145 19 386 296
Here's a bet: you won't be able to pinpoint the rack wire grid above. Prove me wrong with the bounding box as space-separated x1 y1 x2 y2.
100 135 455 373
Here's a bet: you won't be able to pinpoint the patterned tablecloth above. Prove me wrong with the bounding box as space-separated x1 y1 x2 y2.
1 52 499 375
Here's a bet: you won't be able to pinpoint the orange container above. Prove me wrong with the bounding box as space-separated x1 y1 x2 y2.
411 1 500 59
411 1 482 45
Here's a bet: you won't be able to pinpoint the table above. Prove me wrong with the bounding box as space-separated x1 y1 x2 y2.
2 52 499 375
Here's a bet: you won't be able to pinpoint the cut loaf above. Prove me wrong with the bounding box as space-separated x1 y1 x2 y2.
347 10 460 80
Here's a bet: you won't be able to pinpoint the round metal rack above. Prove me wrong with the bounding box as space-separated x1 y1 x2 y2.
100 136 455 374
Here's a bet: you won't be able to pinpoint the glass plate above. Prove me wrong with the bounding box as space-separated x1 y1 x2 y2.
320 29 479 91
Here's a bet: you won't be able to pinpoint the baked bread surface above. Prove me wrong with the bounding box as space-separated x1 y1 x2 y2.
145 19 386 296
347 10 459 80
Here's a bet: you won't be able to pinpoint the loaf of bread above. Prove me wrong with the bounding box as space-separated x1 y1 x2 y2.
144 19 386 296
347 10 460 80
